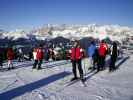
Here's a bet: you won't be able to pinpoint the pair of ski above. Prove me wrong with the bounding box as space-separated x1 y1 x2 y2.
63 69 99 88
64 77 87 87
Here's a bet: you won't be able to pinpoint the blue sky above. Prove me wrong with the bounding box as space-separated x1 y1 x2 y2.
0 0 133 30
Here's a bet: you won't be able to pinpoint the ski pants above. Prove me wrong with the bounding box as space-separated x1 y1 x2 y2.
71 59 84 79
33 59 42 68
109 56 117 70
97 56 105 71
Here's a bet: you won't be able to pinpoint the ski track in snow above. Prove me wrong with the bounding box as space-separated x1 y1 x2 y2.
0 51 133 100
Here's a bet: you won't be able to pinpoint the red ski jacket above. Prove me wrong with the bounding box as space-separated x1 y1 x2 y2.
7 49 14 60
98 43 107 57
36 48 43 60
70 47 83 60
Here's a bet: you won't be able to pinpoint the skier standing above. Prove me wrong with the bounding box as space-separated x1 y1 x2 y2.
18 48 24 62
97 40 108 71
32 45 43 70
43 45 49 61
48 48 54 61
7 48 14 70
69 40 85 82
32 48 37 69
92 48 99 71
87 41 96 70
109 42 118 72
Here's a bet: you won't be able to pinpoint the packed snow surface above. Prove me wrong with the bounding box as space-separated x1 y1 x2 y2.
0 51 133 100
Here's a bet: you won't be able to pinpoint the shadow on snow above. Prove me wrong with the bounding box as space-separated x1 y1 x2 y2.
0 71 71 100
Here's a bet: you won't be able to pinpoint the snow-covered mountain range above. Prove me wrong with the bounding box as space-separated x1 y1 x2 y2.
1 24 133 42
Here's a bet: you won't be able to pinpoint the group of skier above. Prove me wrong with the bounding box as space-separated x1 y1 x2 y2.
88 40 119 72
69 40 119 82
0 47 28 70
0 39 120 83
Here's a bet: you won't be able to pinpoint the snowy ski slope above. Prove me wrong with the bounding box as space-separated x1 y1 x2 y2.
0 51 133 100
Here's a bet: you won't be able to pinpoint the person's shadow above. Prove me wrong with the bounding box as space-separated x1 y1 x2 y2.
115 56 130 69
0 71 71 100
85 56 130 80
0 61 33 72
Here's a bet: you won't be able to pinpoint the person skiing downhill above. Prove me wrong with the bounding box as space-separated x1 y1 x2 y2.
7 48 14 70
69 40 85 82
109 42 118 72
87 41 96 70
